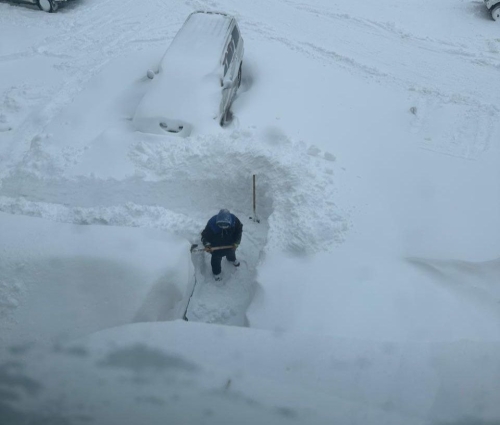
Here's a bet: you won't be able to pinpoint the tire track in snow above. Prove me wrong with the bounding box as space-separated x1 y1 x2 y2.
282 0 500 67
408 97 498 160
242 4 500 103
239 5 499 160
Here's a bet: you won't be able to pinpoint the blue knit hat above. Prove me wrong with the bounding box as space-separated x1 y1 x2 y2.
216 209 232 228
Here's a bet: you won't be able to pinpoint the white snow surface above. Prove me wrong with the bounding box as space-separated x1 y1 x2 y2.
1 0 500 424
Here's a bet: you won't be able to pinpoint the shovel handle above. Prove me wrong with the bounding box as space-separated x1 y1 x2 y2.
190 244 235 253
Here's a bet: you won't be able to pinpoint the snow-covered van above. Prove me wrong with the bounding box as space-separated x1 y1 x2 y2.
484 0 500 20
132 11 244 137
18 0 67 12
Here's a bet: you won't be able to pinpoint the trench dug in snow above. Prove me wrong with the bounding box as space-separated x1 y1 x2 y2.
0 127 348 335
105 128 348 327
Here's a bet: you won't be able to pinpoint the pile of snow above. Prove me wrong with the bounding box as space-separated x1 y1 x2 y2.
2 321 500 425
0 212 192 349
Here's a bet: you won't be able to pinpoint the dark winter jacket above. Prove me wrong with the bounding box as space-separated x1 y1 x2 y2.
201 213 243 248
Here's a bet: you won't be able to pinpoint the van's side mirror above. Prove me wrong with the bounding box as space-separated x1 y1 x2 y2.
146 69 155 80
221 76 234 89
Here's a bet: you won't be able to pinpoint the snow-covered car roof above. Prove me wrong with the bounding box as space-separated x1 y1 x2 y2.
163 11 233 69
132 11 236 135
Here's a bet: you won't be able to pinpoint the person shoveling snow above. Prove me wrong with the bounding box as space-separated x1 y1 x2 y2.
200 209 242 281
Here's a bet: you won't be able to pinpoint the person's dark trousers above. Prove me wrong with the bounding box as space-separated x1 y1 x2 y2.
211 248 236 275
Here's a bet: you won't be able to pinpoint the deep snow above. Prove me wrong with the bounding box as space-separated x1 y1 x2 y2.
0 0 499 423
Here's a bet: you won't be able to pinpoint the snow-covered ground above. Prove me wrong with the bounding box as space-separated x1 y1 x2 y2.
1 0 499 423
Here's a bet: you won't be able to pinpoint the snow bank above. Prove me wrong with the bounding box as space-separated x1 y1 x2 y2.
2 320 499 425
0 212 192 349
248 251 500 342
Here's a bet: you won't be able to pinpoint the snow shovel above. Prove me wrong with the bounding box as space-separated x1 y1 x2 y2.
190 244 234 253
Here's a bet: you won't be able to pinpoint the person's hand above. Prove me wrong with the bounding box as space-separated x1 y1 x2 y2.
233 243 239 250
204 245 213 253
